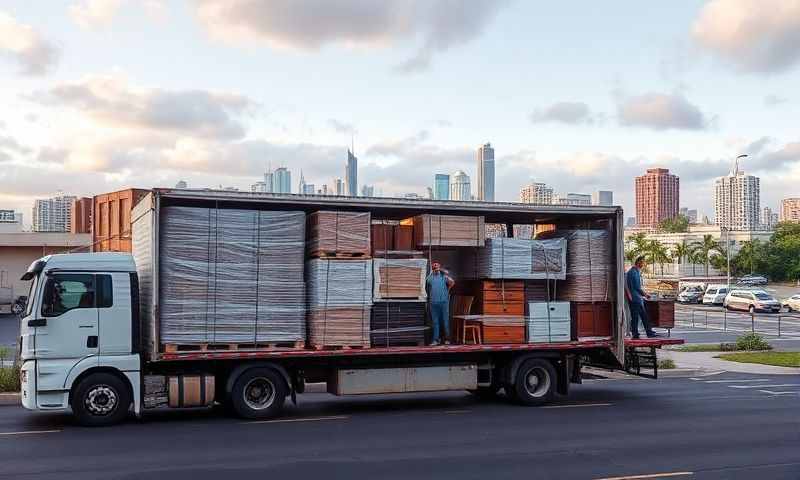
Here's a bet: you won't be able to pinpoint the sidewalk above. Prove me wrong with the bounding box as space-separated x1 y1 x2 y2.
660 350 800 375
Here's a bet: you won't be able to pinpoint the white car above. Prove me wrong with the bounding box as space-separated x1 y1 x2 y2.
702 285 729 306
782 294 800 312
724 289 782 313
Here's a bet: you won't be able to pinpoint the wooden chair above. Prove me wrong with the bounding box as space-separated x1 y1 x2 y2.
462 320 482 345
450 295 479 344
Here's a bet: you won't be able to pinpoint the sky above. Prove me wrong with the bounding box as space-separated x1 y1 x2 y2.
2 0 800 226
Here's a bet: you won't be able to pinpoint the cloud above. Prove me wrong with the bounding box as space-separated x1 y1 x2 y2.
365 130 471 168
37 73 254 140
692 0 800 73
617 92 707 130
0 11 60 75
530 101 599 125
69 0 125 29
764 94 788 106
195 0 510 72
327 119 357 135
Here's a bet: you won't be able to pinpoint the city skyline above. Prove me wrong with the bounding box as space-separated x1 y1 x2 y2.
1 1 800 220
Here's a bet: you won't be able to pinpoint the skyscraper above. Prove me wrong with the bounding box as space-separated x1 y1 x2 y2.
272 167 291 194
781 198 800 222
592 191 613 206
476 143 495 201
553 193 592 206
714 167 760 231
762 206 779 230
264 168 274 193
32 194 77 232
519 182 554 204
345 149 358 196
635 168 680 227
298 170 307 195
361 185 374 197
450 170 471 201
251 181 268 193
334 177 344 196
434 174 450 200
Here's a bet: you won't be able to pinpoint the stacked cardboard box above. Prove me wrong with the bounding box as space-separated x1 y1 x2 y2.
159 206 306 346
373 258 427 300
306 258 373 348
308 211 371 256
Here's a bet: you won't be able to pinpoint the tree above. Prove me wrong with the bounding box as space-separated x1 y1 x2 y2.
690 234 722 277
659 215 690 233
625 232 648 263
642 239 671 276
730 222 800 282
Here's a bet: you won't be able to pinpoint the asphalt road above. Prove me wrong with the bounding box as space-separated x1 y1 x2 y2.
1 372 798 480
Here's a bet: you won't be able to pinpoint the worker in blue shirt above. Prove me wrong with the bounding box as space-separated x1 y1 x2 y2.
626 256 658 339
426 261 455 345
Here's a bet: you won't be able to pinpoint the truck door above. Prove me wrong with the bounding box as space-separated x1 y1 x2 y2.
97 273 132 354
36 273 100 361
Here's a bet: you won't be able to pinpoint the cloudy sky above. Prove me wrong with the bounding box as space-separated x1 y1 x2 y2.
2 0 800 225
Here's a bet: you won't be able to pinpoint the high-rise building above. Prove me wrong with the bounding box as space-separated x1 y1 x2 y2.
346 149 358 196
361 185 374 197
519 182 554 204
0 210 23 233
434 174 450 200
272 167 291 194
762 206 779 230
635 168 680 227
592 191 613 206
264 168 274 193
626 217 637 227
403 193 422 199
298 170 307 195
714 168 760 231
679 207 699 224
175 180 188 189
251 181 268 193
450 170 471 201
781 198 800 222
304 184 316 195
32 194 77 232
554 193 592 206
476 142 495 202
333 178 344 196
70 197 92 234
426 187 434 199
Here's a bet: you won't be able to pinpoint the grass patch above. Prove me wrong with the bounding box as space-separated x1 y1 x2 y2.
717 352 800 368
673 344 723 352
658 359 676 369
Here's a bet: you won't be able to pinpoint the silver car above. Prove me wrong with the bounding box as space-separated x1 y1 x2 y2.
724 290 781 313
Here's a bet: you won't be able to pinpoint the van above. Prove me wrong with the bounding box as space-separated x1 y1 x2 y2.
702 285 729 306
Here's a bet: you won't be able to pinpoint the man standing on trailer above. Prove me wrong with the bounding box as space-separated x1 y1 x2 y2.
626 256 658 339
427 261 455 345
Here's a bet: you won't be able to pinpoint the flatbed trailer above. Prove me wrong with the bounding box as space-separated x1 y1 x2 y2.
18 188 682 426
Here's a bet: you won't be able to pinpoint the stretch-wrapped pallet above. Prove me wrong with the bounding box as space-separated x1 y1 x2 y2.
371 301 427 347
306 258 373 347
373 258 427 300
475 237 567 280
159 206 306 345
307 211 371 256
411 214 485 247
538 229 615 302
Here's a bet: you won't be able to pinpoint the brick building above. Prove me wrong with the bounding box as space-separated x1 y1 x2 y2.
781 198 800 223
635 168 679 228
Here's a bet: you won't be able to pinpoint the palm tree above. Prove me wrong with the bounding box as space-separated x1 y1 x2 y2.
672 240 691 276
690 234 722 277
646 240 671 276
625 232 648 263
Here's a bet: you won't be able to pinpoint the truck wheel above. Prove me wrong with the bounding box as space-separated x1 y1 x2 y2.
71 372 131 427
512 359 556 406
230 368 287 420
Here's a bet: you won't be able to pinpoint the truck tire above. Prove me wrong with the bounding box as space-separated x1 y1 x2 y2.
71 372 132 427
230 368 287 420
511 359 556 406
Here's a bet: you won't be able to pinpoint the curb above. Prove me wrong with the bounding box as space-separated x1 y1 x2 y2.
0 393 20 406
657 368 722 378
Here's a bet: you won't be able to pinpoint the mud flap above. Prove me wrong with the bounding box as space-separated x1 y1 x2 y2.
625 346 658 379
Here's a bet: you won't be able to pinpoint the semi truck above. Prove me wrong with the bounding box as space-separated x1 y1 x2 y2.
18 189 680 426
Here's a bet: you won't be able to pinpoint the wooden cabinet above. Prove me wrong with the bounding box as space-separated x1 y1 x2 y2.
475 280 525 316
482 325 526 344
645 300 675 329
572 302 613 338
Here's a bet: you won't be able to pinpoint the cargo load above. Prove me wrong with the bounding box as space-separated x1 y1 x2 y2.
307 211 371 257
372 258 427 300
538 229 615 302
475 237 567 280
370 301 427 347
411 214 485 247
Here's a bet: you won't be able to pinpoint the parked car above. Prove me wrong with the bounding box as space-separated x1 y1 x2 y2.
738 274 768 286
677 287 704 304
702 285 729 306
724 289 781 313
781 294 800 312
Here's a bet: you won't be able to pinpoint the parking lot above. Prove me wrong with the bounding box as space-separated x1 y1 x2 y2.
674 303 800 339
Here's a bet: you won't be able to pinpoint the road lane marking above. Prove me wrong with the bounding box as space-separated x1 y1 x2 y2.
0 429 61 436
703 379 770 384
242 415 349 425
758 390 800 395
729 384 800 389
443 410 471 414
542 403 612 409
595 472 693 480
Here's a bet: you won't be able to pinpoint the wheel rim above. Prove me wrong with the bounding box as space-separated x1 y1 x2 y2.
84 385 118 416
523 367 551 398
243 377 276 411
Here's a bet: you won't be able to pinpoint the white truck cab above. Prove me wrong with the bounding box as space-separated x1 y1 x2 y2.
19 253 142 426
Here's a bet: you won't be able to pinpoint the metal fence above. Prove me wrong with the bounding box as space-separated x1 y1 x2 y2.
674 305 800 337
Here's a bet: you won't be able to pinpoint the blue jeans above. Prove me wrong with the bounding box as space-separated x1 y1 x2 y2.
430 302 449 343
629 301 654 337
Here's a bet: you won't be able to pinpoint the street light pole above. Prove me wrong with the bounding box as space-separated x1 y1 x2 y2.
725 227 731 290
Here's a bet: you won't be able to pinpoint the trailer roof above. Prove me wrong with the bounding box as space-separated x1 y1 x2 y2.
151 188 621 225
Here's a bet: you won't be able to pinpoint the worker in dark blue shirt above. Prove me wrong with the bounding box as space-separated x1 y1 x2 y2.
626 256 658 339
426 261 455 345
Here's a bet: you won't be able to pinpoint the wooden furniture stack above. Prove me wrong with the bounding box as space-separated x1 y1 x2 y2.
411 214 485 248
645 300 675 329
527 302 571 343
307 211 371 257
571 302 613 339
474 280 525 315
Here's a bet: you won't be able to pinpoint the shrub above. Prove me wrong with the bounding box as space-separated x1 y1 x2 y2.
0 365 20 393
658 359 676 369
735 333 772 351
